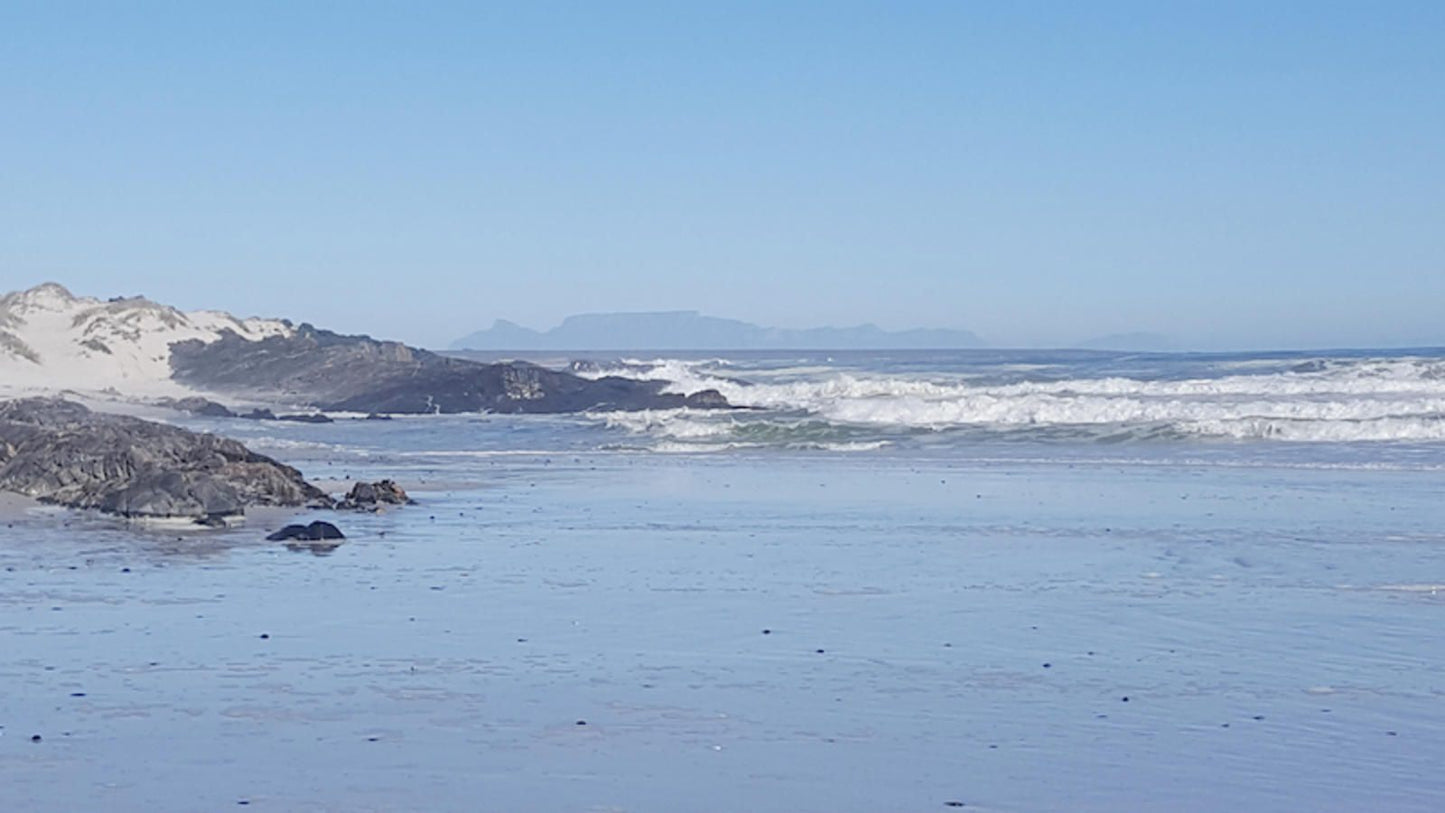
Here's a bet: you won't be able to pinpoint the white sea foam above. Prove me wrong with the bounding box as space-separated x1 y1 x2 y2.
579 356 1445 445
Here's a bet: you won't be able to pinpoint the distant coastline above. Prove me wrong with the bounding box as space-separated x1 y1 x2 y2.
451 311 986 351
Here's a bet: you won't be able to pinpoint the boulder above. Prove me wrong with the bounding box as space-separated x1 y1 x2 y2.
336 479 413 511
266 520 345 542
683 389 730 409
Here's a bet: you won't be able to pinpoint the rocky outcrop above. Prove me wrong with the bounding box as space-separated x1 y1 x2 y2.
169 324 730 415
0 398 332 523
158 399 333 424
337 479 413 511
238 408 333 424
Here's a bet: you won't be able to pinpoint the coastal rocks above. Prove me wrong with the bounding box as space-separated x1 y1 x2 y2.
266 520 345 542
0 398 332 523
156 396 236 418
274 412 333 424
337 479 413 511
159 399 332 423
240 408 333 424
170 324 734 415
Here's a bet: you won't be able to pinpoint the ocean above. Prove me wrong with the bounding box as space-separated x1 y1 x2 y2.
4 348 1445 811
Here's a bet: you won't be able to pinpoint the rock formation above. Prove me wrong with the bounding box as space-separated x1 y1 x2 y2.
170 324 729 414
0 398 331 523
337 479 413 511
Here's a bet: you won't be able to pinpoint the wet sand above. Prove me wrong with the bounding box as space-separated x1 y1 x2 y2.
3 455 1444 812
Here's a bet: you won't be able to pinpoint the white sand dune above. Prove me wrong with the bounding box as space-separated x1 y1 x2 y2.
0 282 290 400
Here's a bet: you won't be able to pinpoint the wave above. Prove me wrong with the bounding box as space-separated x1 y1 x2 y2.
578 356 1445 447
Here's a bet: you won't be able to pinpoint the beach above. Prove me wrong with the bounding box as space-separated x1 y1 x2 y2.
3 437 1443 811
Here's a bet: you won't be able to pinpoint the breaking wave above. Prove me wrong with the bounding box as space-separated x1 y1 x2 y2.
578 355 1445 449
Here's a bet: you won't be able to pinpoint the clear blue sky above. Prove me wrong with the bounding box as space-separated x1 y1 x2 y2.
2 1 1441 350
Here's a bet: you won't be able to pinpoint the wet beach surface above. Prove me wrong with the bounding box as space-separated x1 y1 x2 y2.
3 452 1445 812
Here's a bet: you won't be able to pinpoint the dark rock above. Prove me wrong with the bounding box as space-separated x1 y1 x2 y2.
364 413 392 421
266 520 345 542
682 389 729 408
156 397 236 418
276 413 333 424
240 408 277 421
0 398 333 521
170 324 734 415
337 479 413 511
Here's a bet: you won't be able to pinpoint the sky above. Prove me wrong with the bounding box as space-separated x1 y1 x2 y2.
2 1 1442 350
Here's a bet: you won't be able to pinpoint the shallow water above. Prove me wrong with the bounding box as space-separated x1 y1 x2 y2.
3 441 1444 811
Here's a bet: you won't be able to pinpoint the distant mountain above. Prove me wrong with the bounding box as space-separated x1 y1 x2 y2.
1075 331 1179 352
451 311 986 350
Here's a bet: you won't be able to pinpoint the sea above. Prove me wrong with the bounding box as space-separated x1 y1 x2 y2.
3 348 1445 812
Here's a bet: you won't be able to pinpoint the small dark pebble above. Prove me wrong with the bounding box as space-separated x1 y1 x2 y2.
1042 663 1051 668
1221 723 1230 728
70 692 85 697
368 736 379 742
945 802 966 808
1251 715 1264 721
1121 696 1130 702
762 629 772 635
575 720 587 726
31 734 42 743
1387 731 1398 736
816 649 826 654
121 568 131 573
259 634 270 640
517 638 528 643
